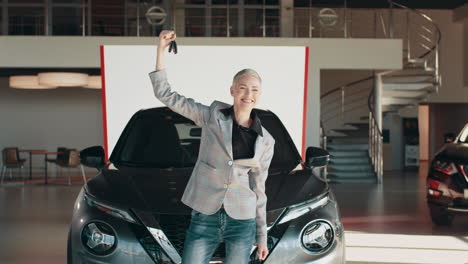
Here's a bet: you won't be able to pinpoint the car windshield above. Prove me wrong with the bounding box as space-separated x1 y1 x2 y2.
457 123 468 143
114 109 301 170
119 115 200 168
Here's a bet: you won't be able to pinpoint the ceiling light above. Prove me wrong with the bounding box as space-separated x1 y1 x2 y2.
38 72 89 87
9 75 58 89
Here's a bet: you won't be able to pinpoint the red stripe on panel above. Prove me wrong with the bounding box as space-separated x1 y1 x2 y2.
302 46 310 160
100 45 109 161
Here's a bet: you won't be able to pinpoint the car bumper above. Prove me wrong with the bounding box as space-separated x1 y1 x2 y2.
447 207 468 213
428 199 468 215
70 189 345 264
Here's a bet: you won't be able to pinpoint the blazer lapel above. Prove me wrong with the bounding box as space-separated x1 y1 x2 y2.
253 132 265 160
218 113 233 159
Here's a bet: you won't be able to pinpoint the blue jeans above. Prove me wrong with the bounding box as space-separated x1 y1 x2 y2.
182 208 256 264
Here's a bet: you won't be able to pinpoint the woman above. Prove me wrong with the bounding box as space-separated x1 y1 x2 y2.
149 30 274 264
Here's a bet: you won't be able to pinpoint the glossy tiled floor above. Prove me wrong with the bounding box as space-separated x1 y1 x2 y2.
332 163 468 264
0 163 467 264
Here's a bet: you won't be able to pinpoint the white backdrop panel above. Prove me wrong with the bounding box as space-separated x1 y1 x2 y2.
103 45 306 157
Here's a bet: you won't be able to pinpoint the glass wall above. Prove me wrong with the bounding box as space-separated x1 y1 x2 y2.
8 6 45 35
91 0 125 36
0 0 280 37
0 7 3 35
185 7 205 36
126 0 164 36
9 0 45 3
178 0 279 37
4 0 85 36
244 8 262 36
52 7 82 35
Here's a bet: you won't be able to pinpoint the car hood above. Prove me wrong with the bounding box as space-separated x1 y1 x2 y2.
436 143 468 163
85 166 327 215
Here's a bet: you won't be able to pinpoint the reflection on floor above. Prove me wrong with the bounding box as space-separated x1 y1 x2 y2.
0 170 92 186
332 162 468 264
0 163 467 264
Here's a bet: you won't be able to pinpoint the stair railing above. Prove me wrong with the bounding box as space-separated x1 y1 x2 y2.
320 76 373 179
319 121 328 178
320 76 374 134
389 0 442 92
319 0 441 183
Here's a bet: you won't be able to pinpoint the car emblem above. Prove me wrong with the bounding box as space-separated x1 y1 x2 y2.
145 6 167 26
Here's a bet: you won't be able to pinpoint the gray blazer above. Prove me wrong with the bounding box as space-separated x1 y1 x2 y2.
149 70 275 245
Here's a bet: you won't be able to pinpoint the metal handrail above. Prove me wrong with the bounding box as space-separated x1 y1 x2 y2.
320 0 441 183
320 76 373 99
321 0 441 132
390 1 442 60
321 84 370 101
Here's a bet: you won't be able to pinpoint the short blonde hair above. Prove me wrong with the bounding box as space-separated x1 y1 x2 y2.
232 69 262 86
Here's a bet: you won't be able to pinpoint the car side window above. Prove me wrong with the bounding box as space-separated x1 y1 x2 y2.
175 123 202 164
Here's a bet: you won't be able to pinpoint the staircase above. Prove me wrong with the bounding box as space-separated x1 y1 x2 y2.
320 1 441 184
327 123 375 183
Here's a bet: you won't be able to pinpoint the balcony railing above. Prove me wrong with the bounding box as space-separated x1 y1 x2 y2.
0 0 438 41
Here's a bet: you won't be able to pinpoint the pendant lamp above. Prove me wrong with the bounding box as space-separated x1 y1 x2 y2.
9 75 58 89
38 72 89 87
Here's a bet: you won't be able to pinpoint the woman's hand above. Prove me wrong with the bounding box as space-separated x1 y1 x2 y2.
257 243 269 260
158 30 176 51
156 30 176 70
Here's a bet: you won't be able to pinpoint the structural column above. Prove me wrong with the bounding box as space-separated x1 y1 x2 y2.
238 0 245 37
174 0 185 36
280 0 294 37
374 74 383 132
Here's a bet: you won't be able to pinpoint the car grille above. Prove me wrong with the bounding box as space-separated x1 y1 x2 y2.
249 222 289 263
156 214 191 255
156 214 227 259
131 213 290 263
130 223 173 264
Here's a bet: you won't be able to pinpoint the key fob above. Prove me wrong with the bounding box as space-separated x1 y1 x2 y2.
168 41 177 54
168 41 174 53
172 41 178 54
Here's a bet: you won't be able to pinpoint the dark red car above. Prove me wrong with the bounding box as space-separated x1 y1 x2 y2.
427 123 468 225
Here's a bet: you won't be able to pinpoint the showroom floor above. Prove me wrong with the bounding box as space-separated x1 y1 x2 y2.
0 162 467 264
332 163 468 264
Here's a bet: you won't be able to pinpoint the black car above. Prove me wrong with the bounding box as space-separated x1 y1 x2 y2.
68 107 345 263
427 123 468 225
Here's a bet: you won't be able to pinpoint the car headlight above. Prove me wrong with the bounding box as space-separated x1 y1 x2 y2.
81 221 117 255
84 192 137 224
277 194 329 225
301 220 334 254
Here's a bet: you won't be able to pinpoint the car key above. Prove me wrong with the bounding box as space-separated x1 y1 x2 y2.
172 41 177 54
168 40 178 54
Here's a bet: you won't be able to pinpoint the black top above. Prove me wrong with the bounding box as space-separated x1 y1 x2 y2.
220 106 263 160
